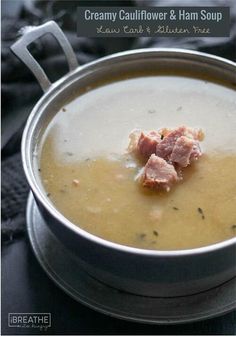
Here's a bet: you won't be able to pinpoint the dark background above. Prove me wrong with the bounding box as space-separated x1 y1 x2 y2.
1 0 236 335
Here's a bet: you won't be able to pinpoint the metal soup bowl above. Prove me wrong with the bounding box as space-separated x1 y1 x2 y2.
11 21 236 297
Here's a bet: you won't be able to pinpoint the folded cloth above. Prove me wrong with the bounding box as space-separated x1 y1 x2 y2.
1 153 29 243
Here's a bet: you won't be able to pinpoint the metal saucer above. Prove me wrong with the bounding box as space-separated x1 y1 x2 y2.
26 193 236 325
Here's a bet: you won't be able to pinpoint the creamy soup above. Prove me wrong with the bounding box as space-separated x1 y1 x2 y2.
39 75 236 250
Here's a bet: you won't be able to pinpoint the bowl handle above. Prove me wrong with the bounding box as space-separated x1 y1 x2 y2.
10 20 79 92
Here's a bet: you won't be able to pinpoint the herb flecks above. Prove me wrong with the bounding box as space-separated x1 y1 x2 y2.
198 207 205 220
231 224 236 230
65 152 74 156
153 230 159 237
137 233 146 241
46 193 51 197
160 134 164 140
173 207 179 210
148 109 156 114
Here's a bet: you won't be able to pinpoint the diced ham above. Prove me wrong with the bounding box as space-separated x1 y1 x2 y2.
155 126 203 162
156 126 186 160
170 136 195 167
137 131 162 158
128 125 204 192
127 129 141 153
185 128 204 141
140 154 178 191
190 142 202 161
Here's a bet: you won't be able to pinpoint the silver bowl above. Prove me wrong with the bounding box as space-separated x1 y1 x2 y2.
11 21 236 297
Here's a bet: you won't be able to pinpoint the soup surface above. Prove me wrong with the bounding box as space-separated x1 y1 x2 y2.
39 75 236 250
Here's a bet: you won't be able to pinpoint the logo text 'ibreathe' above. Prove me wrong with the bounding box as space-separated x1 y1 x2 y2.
8 313 51 330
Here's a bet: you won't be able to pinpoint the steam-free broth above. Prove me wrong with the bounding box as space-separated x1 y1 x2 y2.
39 75 236 250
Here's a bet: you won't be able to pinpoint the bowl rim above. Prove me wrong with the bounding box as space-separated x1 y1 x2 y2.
22 47 236 257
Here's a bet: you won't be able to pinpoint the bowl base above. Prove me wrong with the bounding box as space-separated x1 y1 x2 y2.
26 193 236 324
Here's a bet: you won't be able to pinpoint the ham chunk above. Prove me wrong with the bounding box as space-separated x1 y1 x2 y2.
190 142 202 161
128 125 204 192
127 129 141 153
170 136 195 167
137 131 162 158
140 154 178 191
156 126 187 160
156 126 203 161
185 128 204 141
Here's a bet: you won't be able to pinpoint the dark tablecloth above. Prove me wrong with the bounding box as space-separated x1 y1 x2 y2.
1 0 236 334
